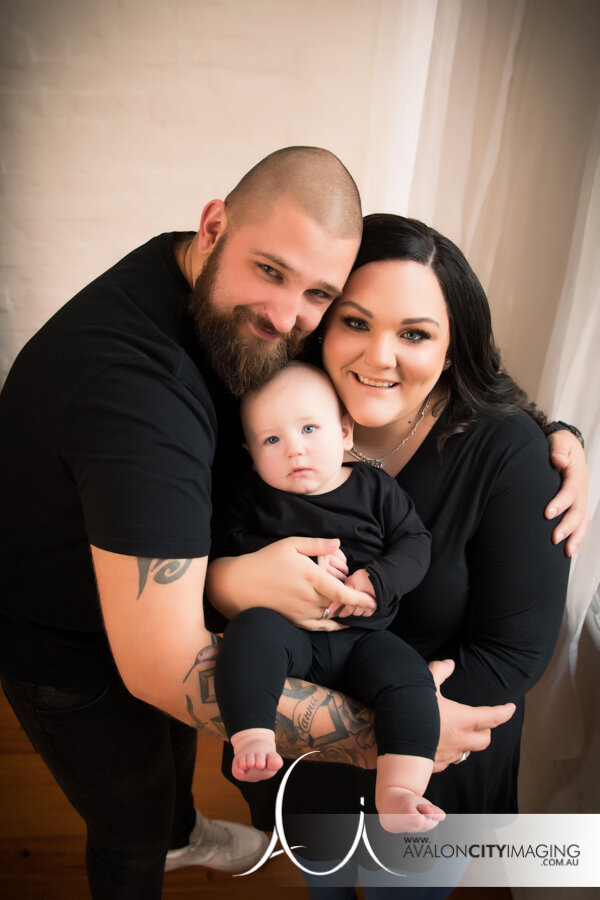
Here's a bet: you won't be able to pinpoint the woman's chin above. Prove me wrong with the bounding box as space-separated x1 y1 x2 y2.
348 409 400 430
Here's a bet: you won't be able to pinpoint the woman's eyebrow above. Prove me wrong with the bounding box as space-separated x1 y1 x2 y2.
402 317 440 326
337 301 439 327
337 299 373 317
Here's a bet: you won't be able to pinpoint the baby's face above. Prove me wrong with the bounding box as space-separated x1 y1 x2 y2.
243 369 353 495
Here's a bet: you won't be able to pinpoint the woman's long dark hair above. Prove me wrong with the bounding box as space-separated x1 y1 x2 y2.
351 214 546 444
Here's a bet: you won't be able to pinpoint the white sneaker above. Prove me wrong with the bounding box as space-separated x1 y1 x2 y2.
165 810 270 873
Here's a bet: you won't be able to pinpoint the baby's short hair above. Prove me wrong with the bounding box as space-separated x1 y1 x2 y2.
240 362 346 439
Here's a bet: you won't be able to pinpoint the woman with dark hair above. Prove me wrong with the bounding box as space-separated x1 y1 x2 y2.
209 214 579 897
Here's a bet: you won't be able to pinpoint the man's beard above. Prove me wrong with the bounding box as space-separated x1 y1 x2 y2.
188 238 305 398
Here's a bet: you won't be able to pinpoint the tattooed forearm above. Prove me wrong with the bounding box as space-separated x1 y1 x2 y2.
181 635 226 738
182 632 221 685
276 677 377 769
179 639 377 767
185 695 227 739
136 558 192 598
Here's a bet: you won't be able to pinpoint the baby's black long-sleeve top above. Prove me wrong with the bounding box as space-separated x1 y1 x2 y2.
216 461 431 629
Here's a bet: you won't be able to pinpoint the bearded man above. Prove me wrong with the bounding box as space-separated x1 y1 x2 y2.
0 147 367 899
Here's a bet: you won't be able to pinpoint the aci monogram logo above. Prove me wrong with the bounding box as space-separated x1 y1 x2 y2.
235 751 406 878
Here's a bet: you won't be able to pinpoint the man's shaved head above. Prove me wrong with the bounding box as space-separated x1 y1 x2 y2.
224 146 362 239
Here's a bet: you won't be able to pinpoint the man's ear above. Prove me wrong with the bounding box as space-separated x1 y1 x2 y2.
196 199 228 254
341 413 354 450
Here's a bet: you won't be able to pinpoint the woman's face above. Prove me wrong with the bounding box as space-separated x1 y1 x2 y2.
322 259 451 429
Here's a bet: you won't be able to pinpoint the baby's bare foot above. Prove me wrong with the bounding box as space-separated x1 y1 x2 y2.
377 785 445 834
231 729 283 782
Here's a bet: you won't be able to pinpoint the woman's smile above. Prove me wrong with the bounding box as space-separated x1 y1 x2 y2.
323 259 450 431
352 373 399 389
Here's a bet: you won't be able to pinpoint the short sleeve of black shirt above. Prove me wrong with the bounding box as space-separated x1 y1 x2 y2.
61 354 216 558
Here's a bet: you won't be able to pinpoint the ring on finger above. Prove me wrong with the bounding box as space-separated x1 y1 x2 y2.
321 606 331 620
453 750 468 764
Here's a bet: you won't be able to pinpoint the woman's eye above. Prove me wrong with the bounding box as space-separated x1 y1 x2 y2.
402 329 429 343
265 435 279 445
302 425 316 434
341 316 369 331
260 264 279 278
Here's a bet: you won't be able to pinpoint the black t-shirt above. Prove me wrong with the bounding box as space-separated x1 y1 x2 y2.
217 463 431 628
0 233 240 684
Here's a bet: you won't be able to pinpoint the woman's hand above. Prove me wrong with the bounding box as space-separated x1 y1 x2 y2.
206 537 376 631
545 430 589 556
429 660 516 772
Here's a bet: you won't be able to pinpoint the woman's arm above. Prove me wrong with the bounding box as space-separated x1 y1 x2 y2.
441 432 571 707
207 536 376 627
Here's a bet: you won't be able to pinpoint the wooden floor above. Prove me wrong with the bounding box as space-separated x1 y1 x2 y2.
0 690 513 899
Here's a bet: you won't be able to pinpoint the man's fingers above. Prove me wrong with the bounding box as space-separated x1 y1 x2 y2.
565 514 589 557
545 486 573 520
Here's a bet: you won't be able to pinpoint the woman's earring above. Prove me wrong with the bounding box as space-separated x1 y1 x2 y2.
443 358 451 370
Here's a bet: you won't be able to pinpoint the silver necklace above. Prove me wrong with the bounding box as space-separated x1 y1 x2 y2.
348 392 432 469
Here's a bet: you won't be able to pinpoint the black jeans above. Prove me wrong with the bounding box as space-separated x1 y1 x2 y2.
1 670 197 900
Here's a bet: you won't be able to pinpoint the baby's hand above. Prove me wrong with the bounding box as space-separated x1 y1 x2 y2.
317 547 348 582
337 568 376 618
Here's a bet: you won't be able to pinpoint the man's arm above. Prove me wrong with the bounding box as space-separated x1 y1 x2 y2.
91 545 376 760
92 547 513 770
545 429 589 555
91 546 225 732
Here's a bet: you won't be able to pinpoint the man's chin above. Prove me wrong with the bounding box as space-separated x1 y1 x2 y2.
208 340 303 398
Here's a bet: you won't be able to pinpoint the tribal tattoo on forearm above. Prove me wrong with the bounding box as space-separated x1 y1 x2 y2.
136 558 192 599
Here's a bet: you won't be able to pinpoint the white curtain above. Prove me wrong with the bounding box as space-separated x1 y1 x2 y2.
526 107 600 761
362 0 600 795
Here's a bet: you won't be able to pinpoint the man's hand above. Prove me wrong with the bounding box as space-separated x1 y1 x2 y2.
545 430 589 556
207 537 376 630
429 659 516 772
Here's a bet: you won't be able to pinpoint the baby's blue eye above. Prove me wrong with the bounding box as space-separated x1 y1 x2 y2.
265 435 279 445
302 425 316 434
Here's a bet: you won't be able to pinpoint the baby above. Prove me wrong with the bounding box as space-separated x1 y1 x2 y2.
213 362 445 832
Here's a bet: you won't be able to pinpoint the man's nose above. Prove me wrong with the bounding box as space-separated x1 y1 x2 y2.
265 292 303 335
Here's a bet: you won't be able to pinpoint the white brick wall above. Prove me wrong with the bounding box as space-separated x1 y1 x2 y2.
0 0 382 381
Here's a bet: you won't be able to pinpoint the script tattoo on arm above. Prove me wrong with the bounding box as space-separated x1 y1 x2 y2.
136 558 192 599
276 677 376 768
182 632 227 739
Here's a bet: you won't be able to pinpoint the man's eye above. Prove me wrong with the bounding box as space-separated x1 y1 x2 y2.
302 425 316 434
265 435 279 445
307 289 331 303
260 264 279 278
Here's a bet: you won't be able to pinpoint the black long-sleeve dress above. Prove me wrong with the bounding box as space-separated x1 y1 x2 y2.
223 409 570 844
